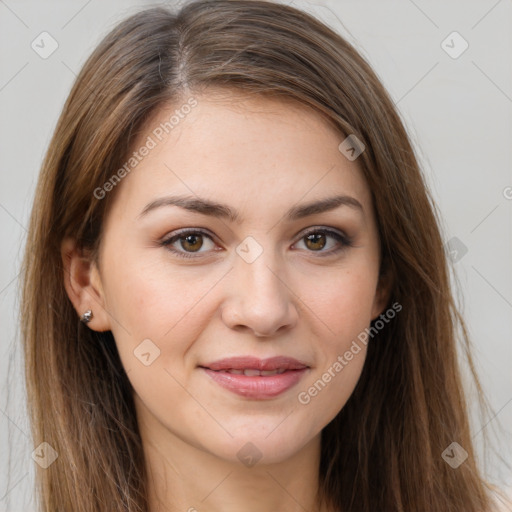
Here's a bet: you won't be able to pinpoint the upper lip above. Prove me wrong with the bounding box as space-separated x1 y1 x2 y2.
201 356 309 371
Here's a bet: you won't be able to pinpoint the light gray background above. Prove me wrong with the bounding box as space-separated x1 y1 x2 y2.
1 0 511 510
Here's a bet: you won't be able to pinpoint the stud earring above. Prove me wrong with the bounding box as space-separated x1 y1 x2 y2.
80 309 93 324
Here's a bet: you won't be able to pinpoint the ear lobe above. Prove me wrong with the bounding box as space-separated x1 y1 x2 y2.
60 237 111 332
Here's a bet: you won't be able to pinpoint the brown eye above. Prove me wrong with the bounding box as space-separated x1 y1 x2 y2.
161 229 217 259
180 233 204 252
294 228 352 256
304 232 327 251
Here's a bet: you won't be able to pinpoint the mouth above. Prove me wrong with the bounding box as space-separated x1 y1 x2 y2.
206 368 289 376
199 356 310 399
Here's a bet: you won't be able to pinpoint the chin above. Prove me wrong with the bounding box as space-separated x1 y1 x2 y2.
198 420 319 466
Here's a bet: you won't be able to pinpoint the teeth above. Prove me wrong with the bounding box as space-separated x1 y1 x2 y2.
215 368 289 375
243 369 262 376
219 368 288 376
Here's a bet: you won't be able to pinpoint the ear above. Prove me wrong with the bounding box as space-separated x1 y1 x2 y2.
61 237 112 332
370 265 394 321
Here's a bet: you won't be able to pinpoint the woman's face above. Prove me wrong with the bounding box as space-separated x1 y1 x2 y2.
89 91 389 464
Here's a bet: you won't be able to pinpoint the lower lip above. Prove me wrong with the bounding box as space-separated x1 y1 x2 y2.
202 368 308 399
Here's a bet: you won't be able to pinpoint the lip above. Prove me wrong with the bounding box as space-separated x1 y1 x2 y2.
200 356 310 399
202 356 309 372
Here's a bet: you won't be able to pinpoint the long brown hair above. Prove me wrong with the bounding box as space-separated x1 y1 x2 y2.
19 1 506 510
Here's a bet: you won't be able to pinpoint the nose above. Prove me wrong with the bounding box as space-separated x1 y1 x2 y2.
220 250 299 337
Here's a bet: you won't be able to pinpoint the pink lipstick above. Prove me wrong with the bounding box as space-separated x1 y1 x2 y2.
200 356 309 399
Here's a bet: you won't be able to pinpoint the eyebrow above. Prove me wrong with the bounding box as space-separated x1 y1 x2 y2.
138 194 364 222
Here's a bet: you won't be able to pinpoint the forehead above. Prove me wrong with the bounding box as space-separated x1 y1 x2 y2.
105 90 373 221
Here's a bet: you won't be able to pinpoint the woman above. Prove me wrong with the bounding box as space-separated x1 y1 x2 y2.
20 0 508 510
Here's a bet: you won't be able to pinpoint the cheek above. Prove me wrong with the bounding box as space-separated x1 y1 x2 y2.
304 263 378 340
293 267 376 424
102 253 228 371
296 344 367 437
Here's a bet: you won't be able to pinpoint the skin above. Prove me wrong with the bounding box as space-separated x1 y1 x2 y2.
62 90 391 512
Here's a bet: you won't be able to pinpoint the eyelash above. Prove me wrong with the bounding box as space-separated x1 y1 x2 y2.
160 227 353 260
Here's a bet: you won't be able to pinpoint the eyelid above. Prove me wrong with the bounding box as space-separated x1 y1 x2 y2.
298 225 349 241
160 226 353 259
160 228 218 259
293 226 353 256
162 227 216 242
